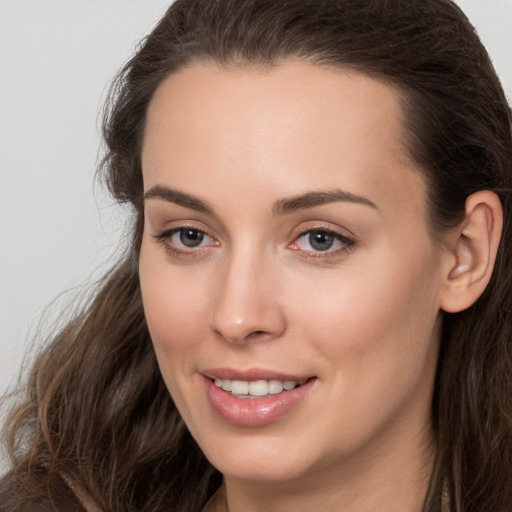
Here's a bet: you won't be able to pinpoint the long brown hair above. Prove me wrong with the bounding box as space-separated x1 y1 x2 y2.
2 1 511 511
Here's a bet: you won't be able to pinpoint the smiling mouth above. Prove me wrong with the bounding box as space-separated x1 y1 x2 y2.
213 378 310 398
206 375 317 426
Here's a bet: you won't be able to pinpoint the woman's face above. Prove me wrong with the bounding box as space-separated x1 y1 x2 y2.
139 61 451 485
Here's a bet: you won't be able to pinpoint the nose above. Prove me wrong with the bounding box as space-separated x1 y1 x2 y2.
210 251 287 344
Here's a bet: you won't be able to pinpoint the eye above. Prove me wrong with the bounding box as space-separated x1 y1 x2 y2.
303 231 338 251
153 226 218 256
173 228 208 248
290 228 355 255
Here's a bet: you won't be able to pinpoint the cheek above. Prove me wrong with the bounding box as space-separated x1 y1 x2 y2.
283 253 442 448
290 243 442 392
139 243 215 425
295 261 438 346
139 243 209 367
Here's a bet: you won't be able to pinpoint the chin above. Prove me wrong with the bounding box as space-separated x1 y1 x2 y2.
196 429 317 483
213 457 311 483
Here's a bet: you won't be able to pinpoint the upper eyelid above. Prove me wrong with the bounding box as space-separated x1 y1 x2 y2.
153 221 214 236
153 226 215 241
153 225 352 240
295 226 350 237
144 203 225 237
291 222 357 241
147 213 224 239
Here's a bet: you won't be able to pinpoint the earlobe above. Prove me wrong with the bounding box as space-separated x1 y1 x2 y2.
440 191 503 313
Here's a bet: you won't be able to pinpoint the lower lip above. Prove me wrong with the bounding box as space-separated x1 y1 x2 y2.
204 377 315 427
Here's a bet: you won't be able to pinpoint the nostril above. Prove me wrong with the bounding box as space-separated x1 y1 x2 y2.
245 330 272 342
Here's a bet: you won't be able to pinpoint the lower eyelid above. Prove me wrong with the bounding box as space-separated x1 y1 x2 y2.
297 239 356 259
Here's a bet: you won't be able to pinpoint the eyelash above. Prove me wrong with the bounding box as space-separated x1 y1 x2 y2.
152 226 356 260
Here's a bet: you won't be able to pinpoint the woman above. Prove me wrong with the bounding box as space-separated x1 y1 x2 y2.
1 0 511 510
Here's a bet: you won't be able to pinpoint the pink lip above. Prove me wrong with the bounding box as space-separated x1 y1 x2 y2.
202 370 316 427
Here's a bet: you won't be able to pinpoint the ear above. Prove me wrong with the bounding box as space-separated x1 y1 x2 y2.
440 190 503 313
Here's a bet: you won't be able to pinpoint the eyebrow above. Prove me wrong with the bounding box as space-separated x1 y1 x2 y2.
144 185 212 214
272 189 379 215
144 185 379 216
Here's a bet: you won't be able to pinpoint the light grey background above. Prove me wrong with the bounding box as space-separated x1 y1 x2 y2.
1 0 511 460
0 0 172 400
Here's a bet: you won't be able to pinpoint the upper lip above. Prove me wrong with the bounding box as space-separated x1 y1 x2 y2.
202 367 314 382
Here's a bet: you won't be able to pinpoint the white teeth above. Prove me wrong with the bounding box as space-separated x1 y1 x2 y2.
221 379 232 391
214 378 233 391
231 380 249 395
214 378 304 397
283 380 296 391
268 380 284 394
248 380 268 396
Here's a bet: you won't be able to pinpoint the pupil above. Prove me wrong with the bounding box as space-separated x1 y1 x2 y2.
180 229 204 247
309 231 334 251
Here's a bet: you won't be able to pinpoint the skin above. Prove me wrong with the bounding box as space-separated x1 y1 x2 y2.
139 61 457 512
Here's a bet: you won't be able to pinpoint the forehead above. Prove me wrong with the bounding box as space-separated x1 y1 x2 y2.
142 60 426 221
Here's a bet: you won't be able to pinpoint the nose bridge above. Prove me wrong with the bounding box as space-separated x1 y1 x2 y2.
210 242 285 344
